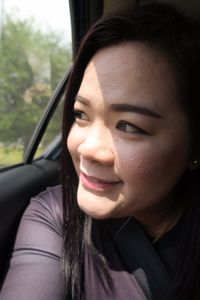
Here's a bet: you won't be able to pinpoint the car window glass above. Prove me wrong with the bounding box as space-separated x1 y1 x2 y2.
0 0 72 168
34 94 65 160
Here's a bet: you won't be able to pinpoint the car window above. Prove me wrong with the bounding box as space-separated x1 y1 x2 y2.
0 0 72 168
34 94 65 160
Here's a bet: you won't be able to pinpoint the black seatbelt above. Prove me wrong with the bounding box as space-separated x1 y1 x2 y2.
107 218 172 300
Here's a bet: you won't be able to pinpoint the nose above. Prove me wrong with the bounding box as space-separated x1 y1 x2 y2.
77 127 114 166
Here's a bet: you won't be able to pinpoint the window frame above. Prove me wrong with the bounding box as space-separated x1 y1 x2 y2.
24 68 71 164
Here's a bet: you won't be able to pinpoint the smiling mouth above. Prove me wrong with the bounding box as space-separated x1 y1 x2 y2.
80 171 122 191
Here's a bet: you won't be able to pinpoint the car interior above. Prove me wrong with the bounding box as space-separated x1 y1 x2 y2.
0 0 200 289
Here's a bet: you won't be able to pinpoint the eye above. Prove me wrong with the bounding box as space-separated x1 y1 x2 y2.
73 109 89 121
116 120 147 135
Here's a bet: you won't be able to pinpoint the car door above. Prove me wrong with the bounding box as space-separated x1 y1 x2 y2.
0 0 103 285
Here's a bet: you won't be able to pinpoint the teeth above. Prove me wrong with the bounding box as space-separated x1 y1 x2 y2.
89 176 106 183
82 171 118 183
86 174 112 184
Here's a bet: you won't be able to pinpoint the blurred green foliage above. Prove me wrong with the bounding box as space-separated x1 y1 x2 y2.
0 13 71 165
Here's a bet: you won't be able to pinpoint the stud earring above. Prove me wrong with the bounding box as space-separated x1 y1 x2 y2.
188 159 199 170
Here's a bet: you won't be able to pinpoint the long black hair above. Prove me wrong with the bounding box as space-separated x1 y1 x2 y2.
61 3 200 299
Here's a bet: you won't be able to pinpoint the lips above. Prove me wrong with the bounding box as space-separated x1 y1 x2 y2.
80 171 122 191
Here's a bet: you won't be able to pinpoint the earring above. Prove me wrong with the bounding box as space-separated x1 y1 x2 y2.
188 159 199 170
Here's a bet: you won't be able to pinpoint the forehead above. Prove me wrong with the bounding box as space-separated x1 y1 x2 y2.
78 42 180 115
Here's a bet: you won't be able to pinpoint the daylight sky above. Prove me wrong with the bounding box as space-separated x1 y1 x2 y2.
1 0 72 43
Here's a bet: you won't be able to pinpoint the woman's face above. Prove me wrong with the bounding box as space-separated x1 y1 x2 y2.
67 42 191 222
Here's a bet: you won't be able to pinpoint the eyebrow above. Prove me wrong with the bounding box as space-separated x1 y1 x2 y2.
111 103 163 119
75 95 90 105
75 95 163 119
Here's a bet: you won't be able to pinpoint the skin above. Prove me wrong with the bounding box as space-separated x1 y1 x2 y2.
67 42 191 237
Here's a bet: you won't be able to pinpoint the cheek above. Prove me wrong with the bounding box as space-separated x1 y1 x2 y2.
67 126 80 164
113 139 189 216
117 146 156 181
116 138 189 187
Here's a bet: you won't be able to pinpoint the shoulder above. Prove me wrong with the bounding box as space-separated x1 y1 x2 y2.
31 185 63 218
32 184 62 206
13 185 64 254
1 185 66 300
27 185 63 235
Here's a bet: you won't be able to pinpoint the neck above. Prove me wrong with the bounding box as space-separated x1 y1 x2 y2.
133 203 183 240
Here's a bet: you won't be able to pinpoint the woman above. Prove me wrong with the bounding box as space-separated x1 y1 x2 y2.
1 3 200 300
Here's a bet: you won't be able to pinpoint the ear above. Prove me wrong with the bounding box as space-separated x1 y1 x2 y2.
188 159 200 170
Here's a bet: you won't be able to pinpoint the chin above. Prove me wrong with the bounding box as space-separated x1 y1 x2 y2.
78 204 111 219
77 198 115 220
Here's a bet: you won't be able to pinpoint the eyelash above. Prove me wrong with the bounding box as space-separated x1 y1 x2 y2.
73 109 148 135
73 109 89 121
116 120 147 135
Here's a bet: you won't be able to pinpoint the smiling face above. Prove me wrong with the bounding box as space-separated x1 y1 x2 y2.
67 42 191 225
